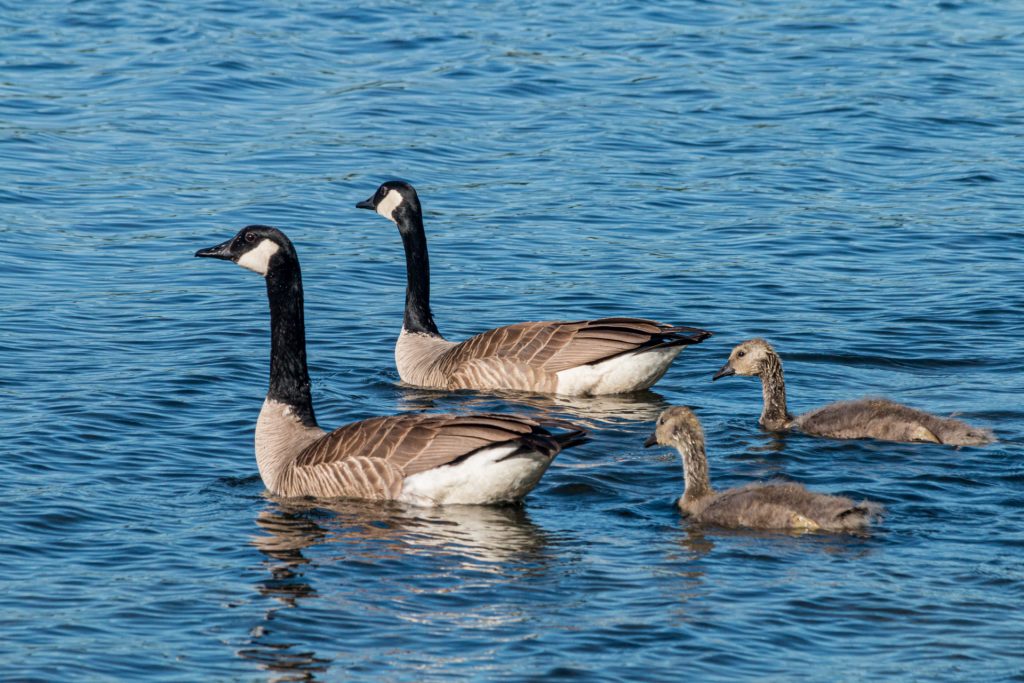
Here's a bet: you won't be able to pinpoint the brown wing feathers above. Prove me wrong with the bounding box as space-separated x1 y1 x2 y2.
547 318 712 370
580 318 713 349
441 322 570 368
286 457 406 500
440 317 711 375
293 413 581 481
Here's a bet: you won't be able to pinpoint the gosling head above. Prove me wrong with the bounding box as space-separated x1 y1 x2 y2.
937 421 996 447
356 180 422 225
713 338 777 381
643 406 705 451
194 225 297 277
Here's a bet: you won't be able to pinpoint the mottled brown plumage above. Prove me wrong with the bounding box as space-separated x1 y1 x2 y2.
645 407 882 531
713 338 994 446
401 317 712 393
276 411 587 501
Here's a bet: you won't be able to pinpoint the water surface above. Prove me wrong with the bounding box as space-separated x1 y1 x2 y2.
2 1 1023 680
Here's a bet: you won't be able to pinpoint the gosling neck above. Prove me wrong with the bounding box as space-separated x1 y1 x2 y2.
757 350 791 431
265 257 317 428
674 433 713 505
395 206 441 337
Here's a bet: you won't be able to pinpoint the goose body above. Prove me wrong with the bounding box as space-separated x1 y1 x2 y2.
395 318 695 395
713 338 994 446
645 407 881 531
195 225 586 505
356 181 711 396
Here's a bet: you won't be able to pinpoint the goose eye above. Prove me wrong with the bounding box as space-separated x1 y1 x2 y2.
737 351 746 358
244 232 256 243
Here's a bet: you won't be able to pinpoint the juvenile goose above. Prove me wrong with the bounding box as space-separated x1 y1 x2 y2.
195 225 587 505
355 180 712 396
713 338 994 446
644 406 881 531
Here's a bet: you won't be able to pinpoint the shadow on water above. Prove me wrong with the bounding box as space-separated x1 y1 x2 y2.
239 498 552 681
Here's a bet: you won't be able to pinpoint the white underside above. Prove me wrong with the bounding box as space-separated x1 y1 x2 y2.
398 443 552 506
554 346 683 396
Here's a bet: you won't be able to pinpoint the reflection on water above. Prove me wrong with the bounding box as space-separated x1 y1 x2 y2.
657 527 713 618
676 516 880 547
252 509 328 571
309 498 553 570
240 499 552 680
675 526 716 560
396 386 671 430
744 430 791 455
240 509 330 682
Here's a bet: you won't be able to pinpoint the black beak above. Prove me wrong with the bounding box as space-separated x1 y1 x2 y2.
355 196 375 210
194 238 234 260
712 362 735 382
643 432 659 448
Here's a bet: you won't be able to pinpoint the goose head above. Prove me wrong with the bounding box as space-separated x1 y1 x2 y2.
643 406 704 450
713 338 776 381
194 225 297 277
356 180 422 226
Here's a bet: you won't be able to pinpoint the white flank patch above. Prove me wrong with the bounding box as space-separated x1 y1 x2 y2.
555 346 683 396
398 443 552 506
237 239 280 275
376 188 404 222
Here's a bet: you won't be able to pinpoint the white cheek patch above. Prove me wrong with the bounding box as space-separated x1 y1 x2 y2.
376 189 404 222
237 239 281 275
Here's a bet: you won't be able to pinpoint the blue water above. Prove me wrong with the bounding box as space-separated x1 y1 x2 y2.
3 1 1024 680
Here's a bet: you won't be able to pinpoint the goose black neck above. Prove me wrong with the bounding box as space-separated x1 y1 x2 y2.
396 210 441 337
265 259 317 427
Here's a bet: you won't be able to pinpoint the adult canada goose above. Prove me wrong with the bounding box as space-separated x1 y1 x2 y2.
644 406 882 531
355 180 712 396
713 338 994 446
194 225 587 505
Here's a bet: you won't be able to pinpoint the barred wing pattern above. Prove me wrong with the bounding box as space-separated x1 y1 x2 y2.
275 413 582 500
432 317 712 392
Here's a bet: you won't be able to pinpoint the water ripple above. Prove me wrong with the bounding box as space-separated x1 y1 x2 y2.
2 0 1023 680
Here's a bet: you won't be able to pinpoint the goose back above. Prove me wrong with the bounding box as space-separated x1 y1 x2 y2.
695 482 882 531
795 398 995 446
398 317 712 394
274 412 585 504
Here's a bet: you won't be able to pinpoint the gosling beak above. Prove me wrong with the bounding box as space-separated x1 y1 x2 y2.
643 432 659 448
194 238 234 260
712 362 735 381
355 196 375 211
